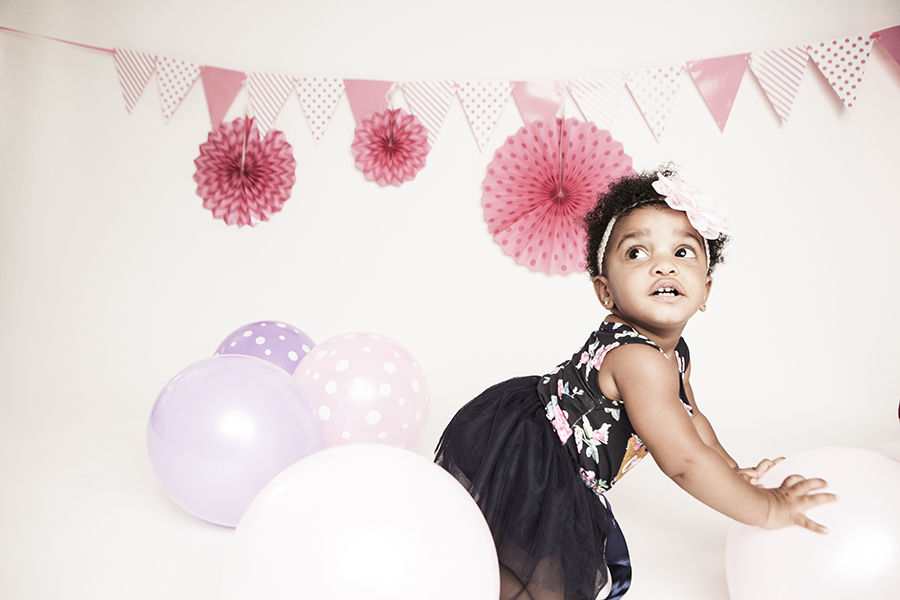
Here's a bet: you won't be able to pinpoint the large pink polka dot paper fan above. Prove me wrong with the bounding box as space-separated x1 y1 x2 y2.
482 118 633 275
193 117 297 226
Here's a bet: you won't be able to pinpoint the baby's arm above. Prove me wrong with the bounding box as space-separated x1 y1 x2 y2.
600 344 837 533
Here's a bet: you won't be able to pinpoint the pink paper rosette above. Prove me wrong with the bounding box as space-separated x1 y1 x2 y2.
482 118 633 275
193 117 297 227
351 108 430 186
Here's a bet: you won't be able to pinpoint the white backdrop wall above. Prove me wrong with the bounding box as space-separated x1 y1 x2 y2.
2 1 899 599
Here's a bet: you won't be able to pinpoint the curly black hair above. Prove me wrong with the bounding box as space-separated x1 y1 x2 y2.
583 166 729 278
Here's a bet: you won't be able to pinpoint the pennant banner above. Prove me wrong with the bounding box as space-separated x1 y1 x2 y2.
748 47 808 123
457 81 512 151
402 80 457 147
344 79 395 126
297 77 345 144
687 53 750 131
511 80 566 123
808 35 874 108
114 48 157 114
872 25 900 68
156 56 201 122
569 74 626 131
248 72 297 135
626 66 684 140
200 66 245 128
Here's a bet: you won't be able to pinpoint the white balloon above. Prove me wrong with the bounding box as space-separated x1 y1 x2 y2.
221 444 499 600
726 447 900 600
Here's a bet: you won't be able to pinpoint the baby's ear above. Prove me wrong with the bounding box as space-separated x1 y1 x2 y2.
593 276 613 309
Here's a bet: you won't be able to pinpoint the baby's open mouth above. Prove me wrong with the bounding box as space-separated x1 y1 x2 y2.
652 288 680 296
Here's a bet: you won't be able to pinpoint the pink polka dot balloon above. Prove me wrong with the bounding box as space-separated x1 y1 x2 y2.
216 321 315 375
292 332 429 449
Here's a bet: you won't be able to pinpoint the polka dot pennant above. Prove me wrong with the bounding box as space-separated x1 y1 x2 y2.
570 74 627 131
297 77 345 144
625 65 684 141
292 332 430 449
215 321 315 375
807 35 873 108
156 56 201 123
457 81 513 152
749 46 809 124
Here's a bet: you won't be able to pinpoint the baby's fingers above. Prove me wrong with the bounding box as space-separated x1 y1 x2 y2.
793 512 830 535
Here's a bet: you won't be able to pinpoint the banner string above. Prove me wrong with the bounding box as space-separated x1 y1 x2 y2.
0 25 115 54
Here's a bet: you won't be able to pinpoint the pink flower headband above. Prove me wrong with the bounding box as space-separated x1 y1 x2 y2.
597 173 729 274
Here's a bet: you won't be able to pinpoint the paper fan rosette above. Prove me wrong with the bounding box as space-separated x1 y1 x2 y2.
482 118 633 274
351 107 430 186
193 117 297 226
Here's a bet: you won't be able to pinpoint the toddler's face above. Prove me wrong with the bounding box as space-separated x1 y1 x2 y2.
594 205 711 336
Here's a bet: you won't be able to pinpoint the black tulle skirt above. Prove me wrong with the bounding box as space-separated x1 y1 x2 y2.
436 377 626 600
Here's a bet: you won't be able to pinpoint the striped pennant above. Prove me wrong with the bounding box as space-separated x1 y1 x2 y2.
749 47 808 123
625 66 684 141
457 81 512 152
248 72 297 135
114 48 157 113
402 80 457 147
807 35 873 108
156 56 201 122
570 74 626 130
297 77 345 144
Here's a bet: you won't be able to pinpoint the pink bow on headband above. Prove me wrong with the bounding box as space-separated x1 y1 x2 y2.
651 173 729 240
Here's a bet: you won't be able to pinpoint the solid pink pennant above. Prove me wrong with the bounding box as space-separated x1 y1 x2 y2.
686 53 750 131
457 81 512 151
248 72 297 135
570 74 626 130
344 79 395 126
625 66 684 141
749 47 808 123
402 80 457 147
156 56 201 122
511 81 565 123
807 35 874 108
872 25 900 68
297 77 346 144
114 48 157 113
200 66 245 128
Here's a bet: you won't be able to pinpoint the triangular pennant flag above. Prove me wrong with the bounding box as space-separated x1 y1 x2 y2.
343 79 395 126
625 66 684 140
570 74 626 130
807 35 874 108
248 72 297 135
749 47 808 123
457 81 512 151
200 66 245 128
511 80 565 123
402 80 457 147
156 56 201 122
114 48 157 113
297 77 345 144
686 53 750 131
872 25 900 68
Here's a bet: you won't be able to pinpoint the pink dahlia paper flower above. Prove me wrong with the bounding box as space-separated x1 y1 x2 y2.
652 173 729 239
351 108 430 186
193 117 297 227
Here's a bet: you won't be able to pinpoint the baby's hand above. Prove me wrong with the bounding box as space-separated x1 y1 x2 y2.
761 474 838 534
735 457 784 486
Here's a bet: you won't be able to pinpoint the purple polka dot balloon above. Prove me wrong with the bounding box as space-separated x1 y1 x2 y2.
216 321 315 375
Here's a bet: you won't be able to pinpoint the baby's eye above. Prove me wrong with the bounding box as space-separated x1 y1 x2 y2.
675 247 697 259
626 247 649 260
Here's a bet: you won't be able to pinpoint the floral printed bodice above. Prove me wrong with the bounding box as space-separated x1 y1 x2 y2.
536 321 692 498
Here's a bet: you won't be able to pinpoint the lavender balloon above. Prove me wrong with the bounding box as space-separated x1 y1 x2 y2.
147 354 325 527
216 321 315 374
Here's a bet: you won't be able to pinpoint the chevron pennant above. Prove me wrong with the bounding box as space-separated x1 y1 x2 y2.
156 56 201 122
570 74 626 130
114 48 157 113
248 72 297 135
402 80 457 147
749 47 808 123
297 77 345 144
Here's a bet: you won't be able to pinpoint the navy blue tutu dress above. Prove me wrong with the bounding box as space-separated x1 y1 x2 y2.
435 322 692 600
